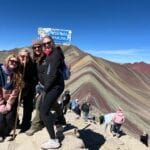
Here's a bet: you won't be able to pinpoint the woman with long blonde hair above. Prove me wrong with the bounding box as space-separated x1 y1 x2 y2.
0 54 22 142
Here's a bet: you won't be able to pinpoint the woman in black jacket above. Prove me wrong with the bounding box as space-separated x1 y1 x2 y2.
18 49 38 132
39 36 65 149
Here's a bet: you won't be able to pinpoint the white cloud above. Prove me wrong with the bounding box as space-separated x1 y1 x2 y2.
86 48 150 63
88 49 139 56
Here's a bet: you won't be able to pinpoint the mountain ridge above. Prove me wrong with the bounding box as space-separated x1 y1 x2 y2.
0 45 150 139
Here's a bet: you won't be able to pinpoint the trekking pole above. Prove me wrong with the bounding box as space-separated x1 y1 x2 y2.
12 87 23 140
12 62 26 140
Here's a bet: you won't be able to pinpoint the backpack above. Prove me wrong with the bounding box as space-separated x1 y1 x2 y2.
56 46 71 80
62 61 71 80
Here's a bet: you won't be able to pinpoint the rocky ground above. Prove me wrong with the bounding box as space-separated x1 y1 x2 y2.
0 109 149 150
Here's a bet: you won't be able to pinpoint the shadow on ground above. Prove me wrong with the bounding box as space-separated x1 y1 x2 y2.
58 123 78 142
78 129 105 150
63 123 77 132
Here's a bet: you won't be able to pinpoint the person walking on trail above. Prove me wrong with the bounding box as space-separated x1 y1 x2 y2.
81 102 90 122
99 112 116 132
112 107 125 138
35 36 65 149
61 90 71 114
70 99 81 117
0 54 23 142
18 49 38 133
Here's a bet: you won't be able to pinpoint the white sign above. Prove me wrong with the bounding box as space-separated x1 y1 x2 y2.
38 28 72 45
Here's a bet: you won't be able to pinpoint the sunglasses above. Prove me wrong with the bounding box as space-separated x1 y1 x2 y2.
32 45 42 50
9 59 18 64
42 41 52 47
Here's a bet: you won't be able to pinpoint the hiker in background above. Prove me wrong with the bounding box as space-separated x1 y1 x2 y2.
99 112 116 133
18 49 38 132
39 36 65 149
70 99 81 118
61 90 71 114
140 131 149 147
111 107 125 138
0 54 22 142
81 101 90 122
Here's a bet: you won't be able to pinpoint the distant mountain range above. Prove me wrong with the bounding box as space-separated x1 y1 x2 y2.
0 45 150 138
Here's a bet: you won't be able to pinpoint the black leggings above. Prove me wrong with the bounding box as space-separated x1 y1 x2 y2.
40 86 64 139
0 102 17 137
21 88 35 129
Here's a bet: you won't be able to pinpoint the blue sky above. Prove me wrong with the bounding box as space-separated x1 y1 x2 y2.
0 0 150 63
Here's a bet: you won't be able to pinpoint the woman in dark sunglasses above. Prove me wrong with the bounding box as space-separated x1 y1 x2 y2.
38 36 65 149
17 49 38 133
0 54 23 142
26 39 66 140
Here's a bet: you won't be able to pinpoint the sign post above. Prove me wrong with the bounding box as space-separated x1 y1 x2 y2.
38 28 72 45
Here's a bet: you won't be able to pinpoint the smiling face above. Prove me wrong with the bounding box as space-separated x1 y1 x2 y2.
32 44 42 56
42 36 55 53
18 50 30 65
8 58 18 69
5 55 19 71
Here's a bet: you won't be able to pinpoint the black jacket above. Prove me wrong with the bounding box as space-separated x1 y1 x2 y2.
20 59 38 88
37 47 64 92
20 59 38 97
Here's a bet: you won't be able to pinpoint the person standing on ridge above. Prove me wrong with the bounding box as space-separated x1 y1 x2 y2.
26 39 66 137
81 101 90 122
38 36 65 149
18 49 38 132
61 90 71 114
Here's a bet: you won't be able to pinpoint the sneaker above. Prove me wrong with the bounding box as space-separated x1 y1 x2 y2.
0 137 4 142
26 128 41 136
4 135 13 141
41 139 60 149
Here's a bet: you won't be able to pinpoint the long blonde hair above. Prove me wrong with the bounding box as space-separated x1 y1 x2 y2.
4 54 24 90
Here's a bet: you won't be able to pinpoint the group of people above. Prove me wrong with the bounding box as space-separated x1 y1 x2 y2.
0 35 148 149
69 99 93 123
0 35 69 149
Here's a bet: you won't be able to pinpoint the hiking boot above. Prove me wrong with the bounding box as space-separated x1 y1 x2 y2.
26 128 41 136
56 125 64 132
112 131 116 137
55 125 64 138
74 128 80 137
41 139 60 149
116 133 120 138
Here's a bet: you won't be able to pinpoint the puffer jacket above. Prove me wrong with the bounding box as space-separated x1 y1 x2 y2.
0 64 19 113
113 110 125 124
